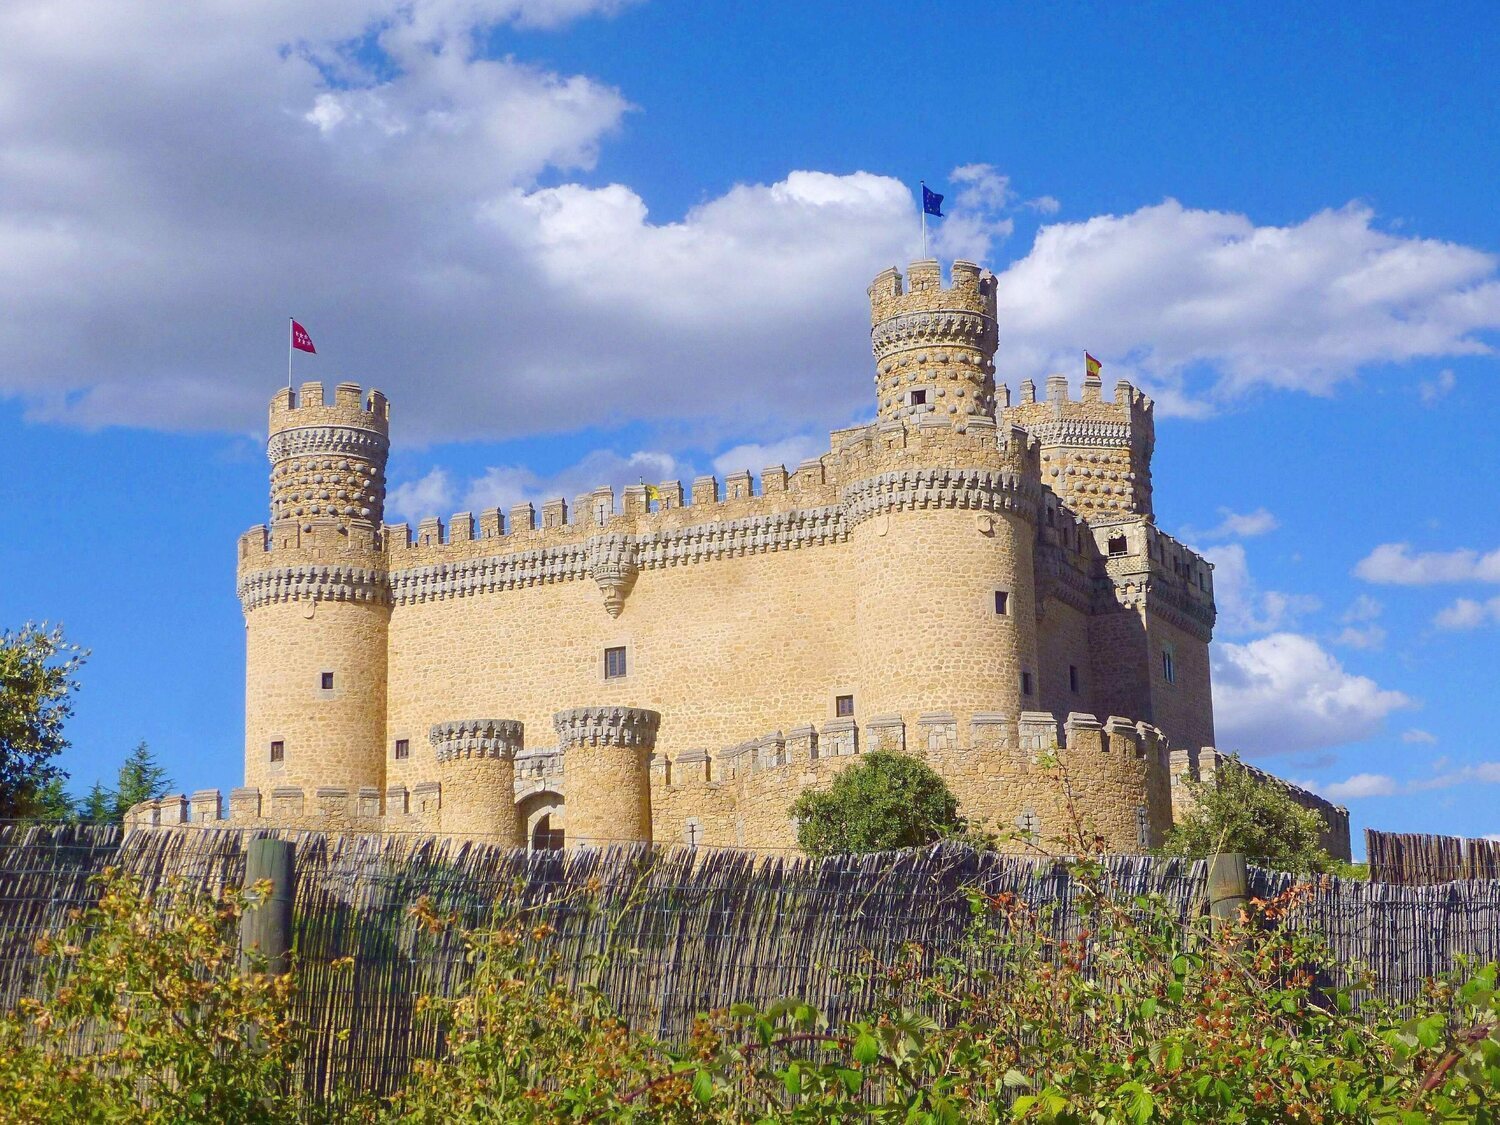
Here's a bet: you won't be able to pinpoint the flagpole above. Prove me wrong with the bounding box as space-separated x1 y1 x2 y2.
287 317 293 389
920 180 927 258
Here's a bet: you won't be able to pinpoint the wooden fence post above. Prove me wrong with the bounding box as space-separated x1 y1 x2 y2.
1207 852 1248 932
240 837 295 974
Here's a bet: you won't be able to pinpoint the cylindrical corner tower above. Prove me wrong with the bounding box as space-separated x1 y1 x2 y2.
849 262 1039 749
431 720 525 843
869 259 998 424
554 706 660 848
241 381 392 797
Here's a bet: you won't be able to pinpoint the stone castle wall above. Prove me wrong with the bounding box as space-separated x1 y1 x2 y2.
210 259 1292 858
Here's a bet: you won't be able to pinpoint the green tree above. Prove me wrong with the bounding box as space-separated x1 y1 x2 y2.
790 751 963 857
0 623 86 818
1159 753 1335 873
80 741 171 824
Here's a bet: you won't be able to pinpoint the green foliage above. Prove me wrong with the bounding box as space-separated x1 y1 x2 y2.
80 740 172 824
790 751 964 857
1 862 1497 1121
1159 753 1339 873
0 623 86 818
0 870 308 1123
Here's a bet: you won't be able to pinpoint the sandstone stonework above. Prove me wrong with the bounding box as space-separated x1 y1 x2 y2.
127 261 1351 859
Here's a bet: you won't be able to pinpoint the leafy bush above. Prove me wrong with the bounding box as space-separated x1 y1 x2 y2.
790 751 965 857
0 869 308 1124
1160 752 1342 874
3 862 1498 1121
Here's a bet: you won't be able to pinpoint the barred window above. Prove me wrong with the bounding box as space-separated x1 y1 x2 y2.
394 739 409 760
269 740 284 763
835 694 854 718
605 646 628 679
320 671 335 690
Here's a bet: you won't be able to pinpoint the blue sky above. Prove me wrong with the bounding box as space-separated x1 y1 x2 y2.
0 1 1497 850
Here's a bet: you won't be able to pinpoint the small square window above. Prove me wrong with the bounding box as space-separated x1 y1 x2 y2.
1021 671 1034 696
835 694 854 718
910 389 927 406
320 671 335 690
1069 665 1079 693
394 739 409 760
994 590 1009 616
1108 535 1128 557
269 740 284 763
604 646 628 679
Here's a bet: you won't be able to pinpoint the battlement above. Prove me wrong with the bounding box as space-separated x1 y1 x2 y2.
123 781 443 832
649 708 1172 789
869 259 997 322
269 381 389 437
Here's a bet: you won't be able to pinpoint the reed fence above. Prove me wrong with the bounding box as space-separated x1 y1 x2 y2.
0 823 1498 1101
1366 827 1500 885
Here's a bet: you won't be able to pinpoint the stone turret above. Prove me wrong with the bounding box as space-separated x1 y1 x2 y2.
431 719 525 843
1003 361 1155 521
267 381 390 528
241 382 392 798
869 260 999 425
554 706 660 847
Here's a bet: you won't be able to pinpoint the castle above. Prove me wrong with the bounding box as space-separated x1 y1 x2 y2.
127 260 1350 859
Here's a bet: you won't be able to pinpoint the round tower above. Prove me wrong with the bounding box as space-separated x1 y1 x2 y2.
431 720 525 843
869 259 998 424
553 706 660 848
849 262 1039 742
241 381 392 797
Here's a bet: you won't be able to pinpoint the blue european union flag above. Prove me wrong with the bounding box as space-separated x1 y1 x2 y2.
922 184 944 218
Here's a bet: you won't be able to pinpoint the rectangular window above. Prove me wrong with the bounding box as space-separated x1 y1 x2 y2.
269 740 284 763
604 646 628 679
320 671 335 690
910 389 927 406
1162 647 1176 685
1069 665 1079 693
994 590 1009 615
835 694 854 717
1021 671 1034 696
394 739 409 760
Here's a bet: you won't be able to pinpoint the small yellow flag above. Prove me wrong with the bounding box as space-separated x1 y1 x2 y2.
643 484 662 503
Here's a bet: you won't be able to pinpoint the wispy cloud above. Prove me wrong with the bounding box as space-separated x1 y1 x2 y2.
1419 368 1457 404
1182 507 1279 541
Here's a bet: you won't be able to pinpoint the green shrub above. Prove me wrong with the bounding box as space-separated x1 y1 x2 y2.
790 751 965 857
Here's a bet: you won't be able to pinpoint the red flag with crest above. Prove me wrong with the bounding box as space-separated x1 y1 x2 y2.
291 320 316 354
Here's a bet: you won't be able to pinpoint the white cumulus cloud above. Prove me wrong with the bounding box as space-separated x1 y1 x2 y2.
1401 728 1438 744
2 1 1500 445
1354 543 1500 585
1433 596 1500 630
1211 632 1412 754
387 466 457 523
1321 773 1400 800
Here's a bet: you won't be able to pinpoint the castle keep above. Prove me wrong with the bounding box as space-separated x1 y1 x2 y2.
130 260 1349 858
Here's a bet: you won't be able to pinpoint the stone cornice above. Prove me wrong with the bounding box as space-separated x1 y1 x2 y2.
1107 576 1216 641
841 468 1038 529
430 719 524 763
554 706 661 750
386 507 847 606
871 309 996 356
1026 418 1138 448
237 564 390 611
1035 543 1092 615
267 424 390 463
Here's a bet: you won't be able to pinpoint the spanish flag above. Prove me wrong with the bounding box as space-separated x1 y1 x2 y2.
643 483 662 504
1085 352 1102 380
